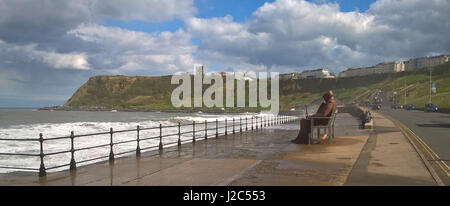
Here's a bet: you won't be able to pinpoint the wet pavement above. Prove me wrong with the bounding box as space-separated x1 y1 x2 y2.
0 113 366 186
0 111 436 186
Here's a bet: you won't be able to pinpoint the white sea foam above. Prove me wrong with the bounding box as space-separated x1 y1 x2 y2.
0 113 280 173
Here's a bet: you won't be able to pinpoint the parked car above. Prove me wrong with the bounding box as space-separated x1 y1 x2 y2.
424 103 438 112
405 104 415 110
391 104 403 109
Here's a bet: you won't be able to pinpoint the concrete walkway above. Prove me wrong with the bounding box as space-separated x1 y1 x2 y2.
345 112 437 185
0 111 437 186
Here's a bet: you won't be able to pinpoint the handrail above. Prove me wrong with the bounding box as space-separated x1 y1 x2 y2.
0 114 299 177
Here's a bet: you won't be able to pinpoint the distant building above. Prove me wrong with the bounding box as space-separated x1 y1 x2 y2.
278 69 335 80
300 68 335 79
372 61 405 74
194 64 204 75
404 58 418 71
278 72 300 80
339 61 404 78
339 67 370 78
405 55 449 70
236 74 255 81
209 71 255 81
339 54 449 78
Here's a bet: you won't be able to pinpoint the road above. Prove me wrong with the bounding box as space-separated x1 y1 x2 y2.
372 94 450 183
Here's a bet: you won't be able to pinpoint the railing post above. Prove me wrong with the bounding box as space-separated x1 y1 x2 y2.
192 121 196 143
38 133 46 177
216 119 218 137
246 117 248 131
136 126 141 157
159 124 163 152
178 122 181 147
261 116 263 128
251 116 254 130
240 117 242 133
205 120 208 140
70 131 76 170
225 119 228 136
109 128 114 163
256 117 258 130
233 118 235 134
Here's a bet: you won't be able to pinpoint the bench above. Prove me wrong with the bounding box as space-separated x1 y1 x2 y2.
361 110 373 129
308 109 338 144
364 119 373 129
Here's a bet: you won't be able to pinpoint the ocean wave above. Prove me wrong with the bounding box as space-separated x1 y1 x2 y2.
0 113 276 173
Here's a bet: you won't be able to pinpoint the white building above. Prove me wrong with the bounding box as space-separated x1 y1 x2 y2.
372 61 405 74
300 68 335 79
194 64 204 75
339 67 369 78
339 61 404 78
278 72 300 80
405 55 449 70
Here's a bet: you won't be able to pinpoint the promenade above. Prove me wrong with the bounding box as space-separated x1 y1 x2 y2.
0 111 437 186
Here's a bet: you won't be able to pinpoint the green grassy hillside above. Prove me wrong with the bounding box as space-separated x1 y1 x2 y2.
63 62 450 111
371 62 450 109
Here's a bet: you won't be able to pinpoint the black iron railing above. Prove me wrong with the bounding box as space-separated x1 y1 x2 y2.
0 115 298 177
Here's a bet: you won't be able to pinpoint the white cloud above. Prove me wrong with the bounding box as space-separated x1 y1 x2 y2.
41 52 90 70
68 23 197 74
0 40 90 70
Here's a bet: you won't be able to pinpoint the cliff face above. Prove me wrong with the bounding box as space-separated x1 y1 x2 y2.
64 75 176 110
64 74 387 110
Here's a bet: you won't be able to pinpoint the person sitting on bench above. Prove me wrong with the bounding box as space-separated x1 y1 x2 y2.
291 90 337 144
361 110 372 129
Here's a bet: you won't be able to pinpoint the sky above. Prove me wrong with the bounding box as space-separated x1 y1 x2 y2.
0 0 449 107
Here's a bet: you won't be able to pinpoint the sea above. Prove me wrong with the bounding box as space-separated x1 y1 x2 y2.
0 108 294 173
